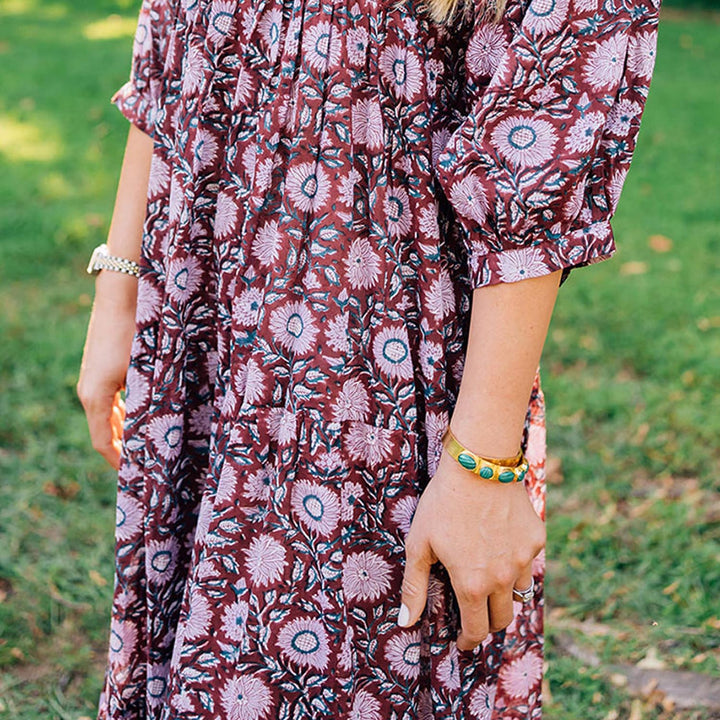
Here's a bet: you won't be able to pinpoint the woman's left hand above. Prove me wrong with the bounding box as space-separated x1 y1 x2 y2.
397 445 545 651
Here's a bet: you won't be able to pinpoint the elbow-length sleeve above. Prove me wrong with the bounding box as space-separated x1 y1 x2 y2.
111 0 173 136
435 0 661 288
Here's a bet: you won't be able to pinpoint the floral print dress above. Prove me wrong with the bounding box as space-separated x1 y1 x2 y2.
100 0 659 717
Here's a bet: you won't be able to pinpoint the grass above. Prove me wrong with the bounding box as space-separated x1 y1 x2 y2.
0 1 718 718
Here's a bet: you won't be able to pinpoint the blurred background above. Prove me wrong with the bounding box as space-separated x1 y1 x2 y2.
0 0 718 718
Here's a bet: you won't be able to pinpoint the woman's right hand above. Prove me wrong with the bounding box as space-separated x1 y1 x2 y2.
77 271 138 470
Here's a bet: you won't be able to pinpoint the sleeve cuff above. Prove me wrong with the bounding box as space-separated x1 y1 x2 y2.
459 219 617 289
111 81 156 137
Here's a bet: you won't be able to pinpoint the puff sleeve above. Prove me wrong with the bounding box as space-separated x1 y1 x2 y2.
111 0 173 136
435 0 661 287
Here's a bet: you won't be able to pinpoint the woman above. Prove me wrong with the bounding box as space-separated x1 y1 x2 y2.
77 0 660 715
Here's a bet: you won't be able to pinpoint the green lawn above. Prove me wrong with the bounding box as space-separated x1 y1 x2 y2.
0 1 718 718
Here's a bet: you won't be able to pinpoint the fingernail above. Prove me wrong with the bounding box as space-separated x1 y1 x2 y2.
397 603 410 627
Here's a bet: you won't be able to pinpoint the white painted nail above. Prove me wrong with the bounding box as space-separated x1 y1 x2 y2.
397 603 410 627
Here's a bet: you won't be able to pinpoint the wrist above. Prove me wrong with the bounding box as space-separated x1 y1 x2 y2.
93 271 138 314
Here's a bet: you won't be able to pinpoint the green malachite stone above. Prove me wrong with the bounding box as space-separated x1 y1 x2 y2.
518 468 527 482
498 470 515 483
479 466 494 479
457 452 477 470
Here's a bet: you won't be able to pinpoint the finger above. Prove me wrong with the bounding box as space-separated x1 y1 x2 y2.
488 589 514 633
398 537 433 627
87 396 122 470
454 580 490 651
514 563 534 595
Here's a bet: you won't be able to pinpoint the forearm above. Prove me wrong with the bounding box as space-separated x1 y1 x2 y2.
450 270 562 459
96 123 153 312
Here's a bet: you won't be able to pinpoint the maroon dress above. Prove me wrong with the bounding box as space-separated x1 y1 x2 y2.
99 0 659 716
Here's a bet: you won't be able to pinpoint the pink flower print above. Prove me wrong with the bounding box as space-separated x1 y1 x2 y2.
497 247 548 283
349 689 381 720
340 480 363 522
628 30 657 80
417 688 434 720
148 413 184 461
168 174 184 222
389 495 418 536
182 43 206 96
338 626 354 672
267 407 297 445
148 155 170 196
277 617 331 671
123 365 149 416
290 480 340 536
584 34 629 90
236 357 266 405
419 339 442 381
498 649 543 698
258 8 282 62
566 111 606 154
216 462 240 504
286 161 331 213
252 219 281 267
352 98 384 150
135 277 161 323
147 662 170 708
342 551 393 602
491 116 558 168
332 378 370 422
220 675 273 720
418 205 440 239
573 0 598 11
607 167 629 214
192 127 219 172
232 287 264 327
384 629 422 680
171 690 195 713
345 421 395 468
116 492 143 542
244 466 274 502
425 58 443 97
325 312 351 354
448 175 489 223
109 617 138 668
243 534 288 586
606 99 642 136
379 44 423 101
563 176 586 221
524 0 569 34
302 22 341 73
345 237 382 289
468 683 497 720
207 1 235 45
234 63 255 109
338 168 360 206
347 27 369 66
426 268 455 321
167 255 203 304
214 191 239 238
183 592 213 641
181 0 200 23
384 185 413 237
432 127 452 167
437 646 461 691
466 23 508 77
525 409 547 466
372 325 414 381
147 538 178 583
269 300 319 356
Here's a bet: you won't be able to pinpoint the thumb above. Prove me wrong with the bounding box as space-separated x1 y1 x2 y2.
398 538 433 627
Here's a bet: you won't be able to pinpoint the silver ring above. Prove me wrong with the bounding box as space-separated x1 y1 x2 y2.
512 577 535 603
